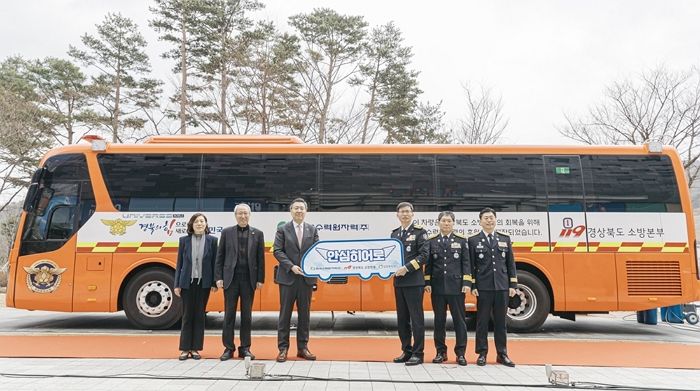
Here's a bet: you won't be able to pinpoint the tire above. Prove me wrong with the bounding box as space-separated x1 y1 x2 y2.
506 271 550 332
686 312 699 325
123 267 181 329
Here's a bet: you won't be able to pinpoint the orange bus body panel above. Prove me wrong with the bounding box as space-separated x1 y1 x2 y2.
7 138 699 324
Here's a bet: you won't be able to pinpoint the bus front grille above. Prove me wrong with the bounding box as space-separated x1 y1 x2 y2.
626 260 682 296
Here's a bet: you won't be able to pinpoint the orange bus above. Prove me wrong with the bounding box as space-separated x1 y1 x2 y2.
6 135 700 331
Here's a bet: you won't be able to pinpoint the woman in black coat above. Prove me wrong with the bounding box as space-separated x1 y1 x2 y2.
174 213 218 360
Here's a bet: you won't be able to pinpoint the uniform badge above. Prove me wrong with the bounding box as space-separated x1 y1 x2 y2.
434 254 438 259
406 245 411 252
406 234 416 241
24 259 67 294
453 252 460 259
498 241 507 248
479 254 484 259
451 242 461 249
502 252 506 257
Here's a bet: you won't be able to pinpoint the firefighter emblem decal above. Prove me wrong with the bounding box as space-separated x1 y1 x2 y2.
24 260 67 293
100 218 137 236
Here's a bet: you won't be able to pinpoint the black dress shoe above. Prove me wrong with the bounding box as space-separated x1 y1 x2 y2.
476 354 487 366
276 349 288 362
405 355 423 366
393 352 411 363
457 356 467 366
497 354 515 367
238 348 255 360
297 348 316 360
432 352 447 363
220 349 233 361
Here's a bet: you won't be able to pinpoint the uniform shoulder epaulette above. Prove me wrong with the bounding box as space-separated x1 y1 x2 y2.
495 231 510 238
453 232 466 239
392 226 401 232
428 233 439 240
468 232 481 239
413 224 424 230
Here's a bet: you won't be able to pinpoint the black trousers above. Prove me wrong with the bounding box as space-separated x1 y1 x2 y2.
394 285 425 357
475 289 509 355
179 279 211 351
222 272 255 351
432 293 467 356
277 277 312 350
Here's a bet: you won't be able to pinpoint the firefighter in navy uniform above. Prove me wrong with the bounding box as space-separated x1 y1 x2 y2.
391 202 430 366
468 207 517 367
424 211 471 366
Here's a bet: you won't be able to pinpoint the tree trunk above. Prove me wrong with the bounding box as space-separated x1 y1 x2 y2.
318 61 335 144
113 59 121 143
179 12 187 135
220 66 228 134
260 68 268 135
360 61 381 144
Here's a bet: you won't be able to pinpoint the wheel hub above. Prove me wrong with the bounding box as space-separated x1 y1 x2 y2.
507 284 537 321
136 280 172 317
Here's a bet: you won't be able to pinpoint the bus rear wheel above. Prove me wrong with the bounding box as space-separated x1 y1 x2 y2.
507 271 550 332
123 268 181 329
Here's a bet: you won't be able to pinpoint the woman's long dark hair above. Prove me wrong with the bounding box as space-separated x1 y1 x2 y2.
187 213 210 235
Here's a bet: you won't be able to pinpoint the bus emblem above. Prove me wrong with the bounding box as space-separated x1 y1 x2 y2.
23 260 67 294
101 218 137 236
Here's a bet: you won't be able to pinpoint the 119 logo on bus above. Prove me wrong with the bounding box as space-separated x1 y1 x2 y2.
559 217 586 238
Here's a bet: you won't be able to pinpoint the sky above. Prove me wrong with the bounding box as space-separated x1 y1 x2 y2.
2 0 700 144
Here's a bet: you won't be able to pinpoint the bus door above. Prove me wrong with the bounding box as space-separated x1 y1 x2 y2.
545 155 618 310
13 154 95 312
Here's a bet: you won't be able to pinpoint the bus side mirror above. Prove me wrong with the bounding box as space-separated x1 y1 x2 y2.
23 183 39 212
22 168 46 213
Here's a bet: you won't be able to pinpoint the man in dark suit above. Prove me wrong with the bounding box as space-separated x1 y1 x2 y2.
424 211 471 366
468 207 517 367
215 203 265 361
273 197 319 362
391 201 429 366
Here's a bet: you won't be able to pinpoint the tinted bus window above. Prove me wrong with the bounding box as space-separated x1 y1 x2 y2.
21 154 95 255
320 155 436 211
98 154 201 211
201 154 319 212
436 155 547 212
582 155 682 212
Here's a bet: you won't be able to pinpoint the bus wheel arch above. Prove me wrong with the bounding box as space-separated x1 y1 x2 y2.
508 262 553 333
119 263 180 330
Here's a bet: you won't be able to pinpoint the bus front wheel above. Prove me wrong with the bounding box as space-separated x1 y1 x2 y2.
506 271 550 332
123 268 181 330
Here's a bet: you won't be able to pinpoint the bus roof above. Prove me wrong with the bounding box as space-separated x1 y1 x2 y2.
42 135 678 160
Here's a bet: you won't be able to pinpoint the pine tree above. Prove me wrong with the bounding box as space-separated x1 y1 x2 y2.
150 0 208 134
289 8 367 143
191 0 264 134
353 22 414 144
232 22 305 135
69 13 161 142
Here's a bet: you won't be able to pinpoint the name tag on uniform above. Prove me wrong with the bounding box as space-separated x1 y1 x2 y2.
498 241 508 247
406 234 416 241
451 242 461 249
